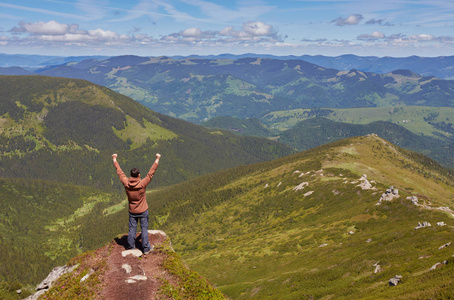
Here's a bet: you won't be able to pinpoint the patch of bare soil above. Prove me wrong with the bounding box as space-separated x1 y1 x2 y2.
97 232 170 300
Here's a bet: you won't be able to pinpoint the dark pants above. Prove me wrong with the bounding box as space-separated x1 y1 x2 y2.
128 210 150 252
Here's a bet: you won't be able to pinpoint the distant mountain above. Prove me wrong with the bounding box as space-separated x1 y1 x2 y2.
203 115 454 169
19 56 454 124
173 53 454 80
0 75 293 286
278 117 454 168
149 134 454 299
0 53 109 68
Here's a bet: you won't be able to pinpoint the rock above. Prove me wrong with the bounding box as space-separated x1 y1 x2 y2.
349 231 355 235
16 289 21 294
121 249 143 257
366 239 372 243
408 196 418 204
264 183 269 189
293 182 309 191
304 191 314 197
25 265 78 300
319 243 328 247
35 265 77 291
357 174 376 190
129 275 147 281
415 221 432 230
389 275 402 286
439 242 451 249
148 229 167 236
122 264 132 274
376 186 400 205
430 262 444 271
374 264 382 274
80 269 94 283
437 221 446 226
373 261 382 274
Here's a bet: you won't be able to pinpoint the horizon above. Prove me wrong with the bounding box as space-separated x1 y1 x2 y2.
1 1 454 58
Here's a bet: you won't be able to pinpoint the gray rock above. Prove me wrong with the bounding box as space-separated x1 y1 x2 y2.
25 265 77 300
389 275 403 286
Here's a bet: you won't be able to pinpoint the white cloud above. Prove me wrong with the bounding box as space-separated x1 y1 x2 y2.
161 21 281 45
181 27 202 37
357 31 385 40
242 21 273 36
11 20 82 35
332 14 364 26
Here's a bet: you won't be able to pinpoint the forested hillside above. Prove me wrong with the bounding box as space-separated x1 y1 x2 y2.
17 55 454 123
0 75 293 288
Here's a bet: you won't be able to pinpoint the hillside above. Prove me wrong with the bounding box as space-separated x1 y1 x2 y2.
0 75 293 286
0 75 292 189
8 55 452 123
2 231 224 300
144 135 454 299
277 117 453 169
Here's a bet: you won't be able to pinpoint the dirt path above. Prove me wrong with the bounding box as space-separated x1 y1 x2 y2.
98 231 168 300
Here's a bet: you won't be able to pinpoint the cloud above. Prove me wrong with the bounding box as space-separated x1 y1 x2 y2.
357 31 386 41
161 21 281 44
332 14 364 26
11 21 83 36
301 38 328 43
365 18 394 26
6 20 145 47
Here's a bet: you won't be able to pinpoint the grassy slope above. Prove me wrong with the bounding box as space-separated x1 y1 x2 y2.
263 106 454 140
146 135 454 299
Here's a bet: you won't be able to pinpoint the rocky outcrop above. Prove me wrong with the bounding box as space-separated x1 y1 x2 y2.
376 186 399 205
357 174 377 190
415 221 432 230
25 265 78 300
389 275 403 286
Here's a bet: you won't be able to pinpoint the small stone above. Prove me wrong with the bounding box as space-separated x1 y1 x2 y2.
122 264 132 274
129 275 147 281
126 279 136 284
121 249 143 257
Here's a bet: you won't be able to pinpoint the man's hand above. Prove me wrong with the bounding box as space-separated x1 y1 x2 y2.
156 153 161 159
112 153 118 162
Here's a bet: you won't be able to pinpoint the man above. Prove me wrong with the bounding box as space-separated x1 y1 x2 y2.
112 153 161 254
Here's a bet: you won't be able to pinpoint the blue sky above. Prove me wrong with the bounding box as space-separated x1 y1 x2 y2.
1 0 454 57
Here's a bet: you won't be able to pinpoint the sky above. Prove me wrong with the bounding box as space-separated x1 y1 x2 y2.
1 0 454 57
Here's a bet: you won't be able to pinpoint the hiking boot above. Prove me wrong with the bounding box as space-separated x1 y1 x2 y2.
143 246 154 255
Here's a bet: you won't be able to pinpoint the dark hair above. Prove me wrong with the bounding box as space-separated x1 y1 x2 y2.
130 168 140 178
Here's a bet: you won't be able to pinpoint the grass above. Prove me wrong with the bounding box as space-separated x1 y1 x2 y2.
112 115 177 149
263 106 454 140
146 135 454 299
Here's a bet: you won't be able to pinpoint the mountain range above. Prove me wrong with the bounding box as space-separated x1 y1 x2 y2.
2 55 454 125
3 53 454 80
1 74 454 299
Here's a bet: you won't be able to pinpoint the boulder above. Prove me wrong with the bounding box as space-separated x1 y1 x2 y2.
389 275 402 286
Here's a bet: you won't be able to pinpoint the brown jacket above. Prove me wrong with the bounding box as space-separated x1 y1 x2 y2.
114 161 159 213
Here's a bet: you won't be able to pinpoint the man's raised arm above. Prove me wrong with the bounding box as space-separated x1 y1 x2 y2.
112 153 128 185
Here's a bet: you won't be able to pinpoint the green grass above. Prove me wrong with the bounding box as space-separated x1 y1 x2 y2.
263 106 454 140
144 135 454 299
